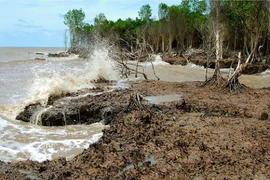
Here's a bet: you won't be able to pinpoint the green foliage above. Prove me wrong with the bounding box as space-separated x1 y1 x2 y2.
138 4 152 21
158 3 169 20
64 8 86 47
63 1 270 57
64 8 85 30
94 13 107 26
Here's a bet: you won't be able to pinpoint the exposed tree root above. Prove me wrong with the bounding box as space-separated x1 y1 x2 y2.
224 52 246 92
123 93 152 122
224 76 245 92
117 58 148 79
202 72 225 87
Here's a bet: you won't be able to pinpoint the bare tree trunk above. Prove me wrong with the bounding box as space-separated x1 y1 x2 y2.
214 0 222 74
156 40 159 53
168 37 172 56
161 36 165 53
204 0 224 86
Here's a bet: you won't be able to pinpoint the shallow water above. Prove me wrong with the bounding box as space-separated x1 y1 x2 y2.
0 117 104 162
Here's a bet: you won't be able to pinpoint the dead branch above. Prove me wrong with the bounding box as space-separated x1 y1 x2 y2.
116 58 148 79
117 36 160 80
224 47 256 91
149 60 160 80
224 52 244 91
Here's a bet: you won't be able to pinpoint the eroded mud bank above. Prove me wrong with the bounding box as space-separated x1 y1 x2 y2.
1 80 270 179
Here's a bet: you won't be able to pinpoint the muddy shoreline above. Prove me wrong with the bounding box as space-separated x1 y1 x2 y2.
162 55 269 74
1 80 270 179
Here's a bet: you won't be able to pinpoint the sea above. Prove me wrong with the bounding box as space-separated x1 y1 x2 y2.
0 46 269 163
0 46 119 162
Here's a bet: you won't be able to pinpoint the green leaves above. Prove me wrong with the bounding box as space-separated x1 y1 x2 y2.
138 4 152 21
64 8 85 30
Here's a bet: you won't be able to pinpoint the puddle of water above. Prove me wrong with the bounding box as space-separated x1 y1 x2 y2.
144 94 182 104
18 169 42 180
143 155 158 165
121 155 158 174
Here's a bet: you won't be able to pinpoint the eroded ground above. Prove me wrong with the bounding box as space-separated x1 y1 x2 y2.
0 80 270 179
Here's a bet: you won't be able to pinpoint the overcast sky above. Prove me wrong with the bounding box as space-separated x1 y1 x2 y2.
0 0 181 47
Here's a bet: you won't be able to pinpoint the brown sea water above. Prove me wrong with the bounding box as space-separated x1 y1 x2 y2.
0 47 113 162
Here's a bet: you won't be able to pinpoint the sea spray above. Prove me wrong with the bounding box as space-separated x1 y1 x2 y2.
25 43 120 107
87 47 119 81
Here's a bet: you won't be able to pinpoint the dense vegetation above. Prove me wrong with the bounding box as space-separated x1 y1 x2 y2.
63 0 270 62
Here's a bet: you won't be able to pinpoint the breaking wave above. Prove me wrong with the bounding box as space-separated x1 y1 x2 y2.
25 44 120 106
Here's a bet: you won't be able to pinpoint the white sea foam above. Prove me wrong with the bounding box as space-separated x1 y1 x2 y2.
0 116 104 162
259 68 270 77
186 62 204 69
144 55 170 66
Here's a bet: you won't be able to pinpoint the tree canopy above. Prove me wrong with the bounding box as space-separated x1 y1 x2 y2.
63 1 270 60
64 8 86 48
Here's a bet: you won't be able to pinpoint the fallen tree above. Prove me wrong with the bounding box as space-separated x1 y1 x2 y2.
116 37 160 80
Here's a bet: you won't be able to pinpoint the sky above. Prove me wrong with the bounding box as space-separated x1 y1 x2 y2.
0 0 181 47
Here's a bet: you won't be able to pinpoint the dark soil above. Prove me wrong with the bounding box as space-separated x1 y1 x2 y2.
1 80 270 179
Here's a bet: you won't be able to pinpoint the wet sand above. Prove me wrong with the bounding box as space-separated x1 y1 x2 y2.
0 78 269 179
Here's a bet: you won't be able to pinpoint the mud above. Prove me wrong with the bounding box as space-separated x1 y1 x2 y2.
16 87 131 126
1 80 270 179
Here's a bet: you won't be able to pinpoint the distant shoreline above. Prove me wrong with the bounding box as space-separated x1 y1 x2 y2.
0 46 66 48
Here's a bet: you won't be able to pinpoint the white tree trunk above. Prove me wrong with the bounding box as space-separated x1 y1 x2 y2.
168 37 172 56
161 36 165 53
215 0 222 63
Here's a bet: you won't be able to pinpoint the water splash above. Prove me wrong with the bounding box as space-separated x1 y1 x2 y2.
33 106 53 125
25 44 120 106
